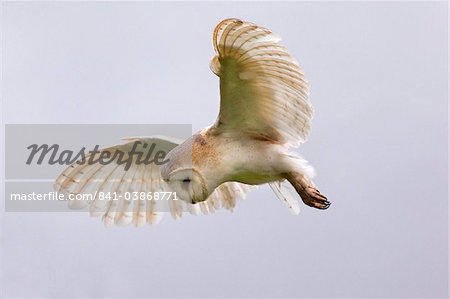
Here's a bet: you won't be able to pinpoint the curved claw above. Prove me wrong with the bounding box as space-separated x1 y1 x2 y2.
286 172 331 211
302 186 331 210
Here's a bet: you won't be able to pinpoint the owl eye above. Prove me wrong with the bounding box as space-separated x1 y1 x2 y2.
181 178 191 191
168 169 194 182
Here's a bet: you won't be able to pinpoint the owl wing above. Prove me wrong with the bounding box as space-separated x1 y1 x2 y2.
54 136 254 227
210 18 312 148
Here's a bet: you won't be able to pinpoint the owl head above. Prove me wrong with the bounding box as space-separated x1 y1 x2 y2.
160 135 219 204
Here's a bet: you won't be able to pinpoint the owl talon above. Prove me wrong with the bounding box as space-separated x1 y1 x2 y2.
301 187 330 210
286 172 331 210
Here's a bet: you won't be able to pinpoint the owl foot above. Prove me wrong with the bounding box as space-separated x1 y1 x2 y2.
286 172 331 210
299 185 330 210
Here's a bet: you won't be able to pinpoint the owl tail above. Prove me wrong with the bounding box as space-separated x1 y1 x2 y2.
269 180 301 215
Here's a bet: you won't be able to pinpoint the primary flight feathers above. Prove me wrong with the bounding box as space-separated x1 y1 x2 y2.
55 137 254 227
211 18 312 147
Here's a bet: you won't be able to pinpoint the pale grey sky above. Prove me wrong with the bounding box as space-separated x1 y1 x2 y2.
1 1 448 298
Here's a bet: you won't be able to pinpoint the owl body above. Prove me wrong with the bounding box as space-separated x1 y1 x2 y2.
181 129 314 197
55 18 330 226
194 130 287 185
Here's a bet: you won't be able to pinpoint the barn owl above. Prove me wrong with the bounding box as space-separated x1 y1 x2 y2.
55 18 330 227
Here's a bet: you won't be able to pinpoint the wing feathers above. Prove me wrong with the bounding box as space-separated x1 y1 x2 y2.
54 136 255 227
211 18 312 147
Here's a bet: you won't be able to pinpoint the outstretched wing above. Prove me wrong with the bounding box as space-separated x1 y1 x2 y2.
54 136 254 227
210 18 312 148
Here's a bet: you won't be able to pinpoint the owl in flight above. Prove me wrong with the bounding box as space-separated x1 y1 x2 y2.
55 18 330 227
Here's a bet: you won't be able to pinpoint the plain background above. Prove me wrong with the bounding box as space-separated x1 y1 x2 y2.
1 1 448 298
